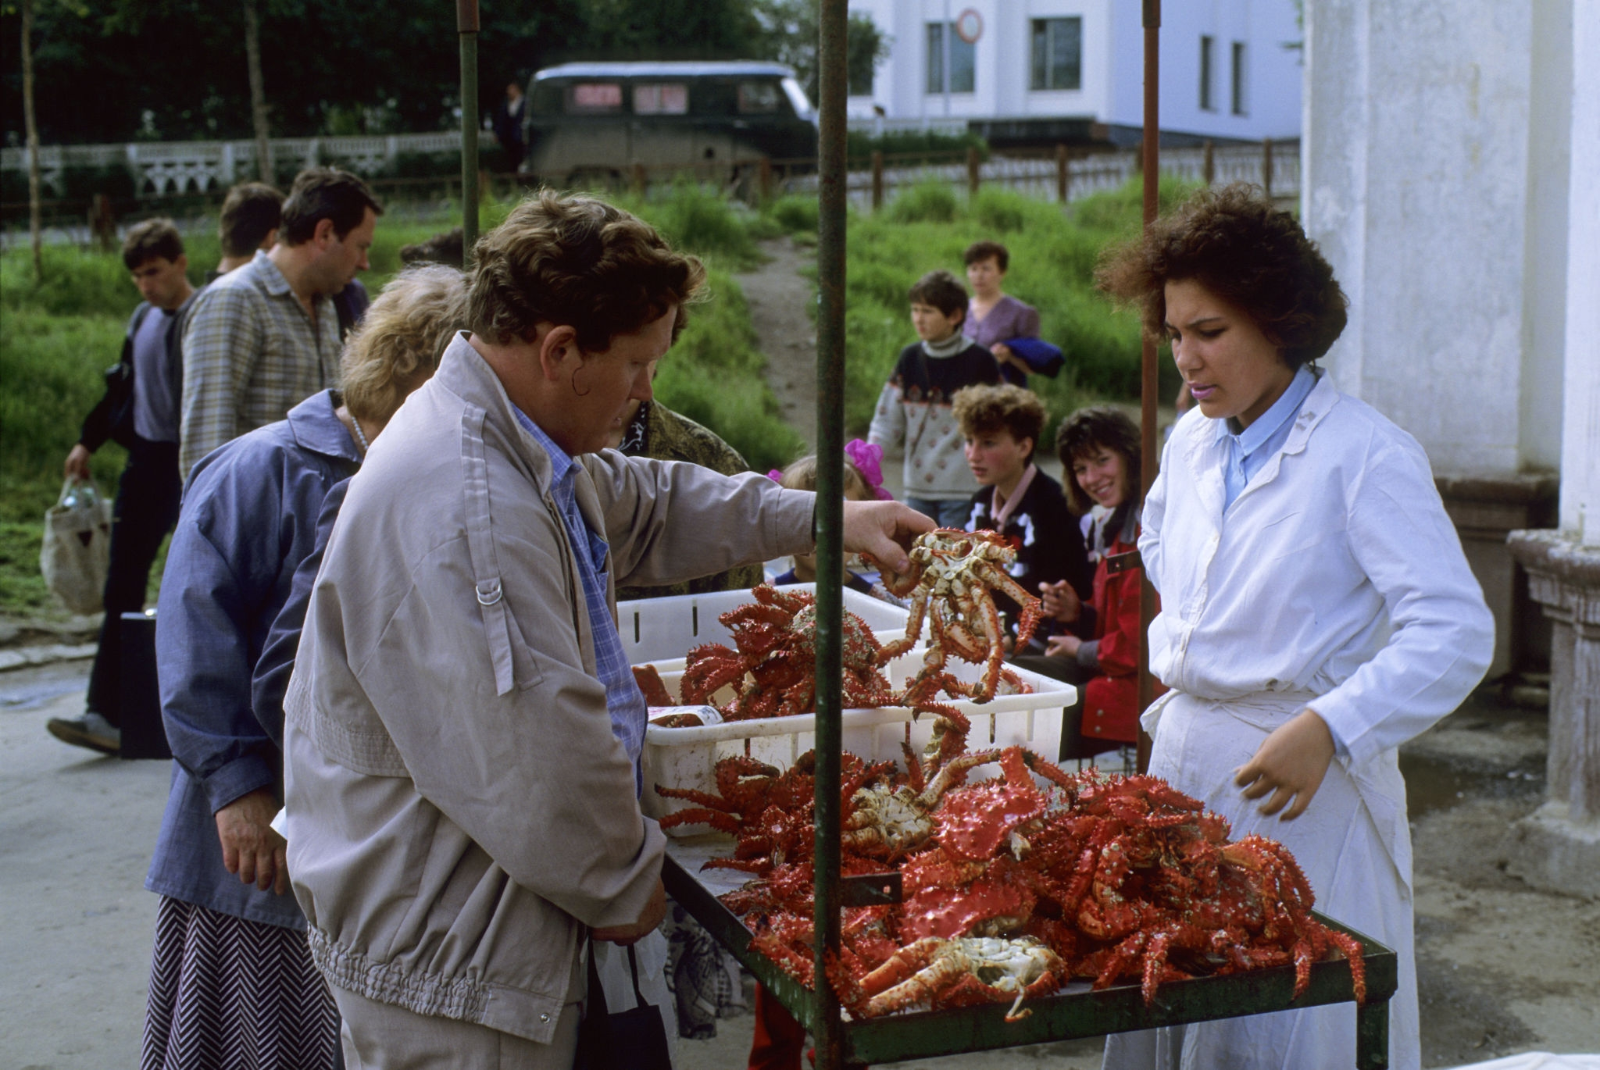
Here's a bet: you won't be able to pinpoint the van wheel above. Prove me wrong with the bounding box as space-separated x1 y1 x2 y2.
565 168 621 192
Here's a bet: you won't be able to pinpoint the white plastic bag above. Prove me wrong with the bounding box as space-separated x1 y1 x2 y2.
40 479 113 615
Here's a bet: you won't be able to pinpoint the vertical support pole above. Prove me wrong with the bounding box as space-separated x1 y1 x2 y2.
1203 139 1215 186
759 156 773 202
1056 143 1069 203
458 0 480 268
1136 0 1161 776
1356 998 1391 1069
871 151 884 210
815 0 849 1065
967 145 981 195
1262 137 1274 197
632 162 648 197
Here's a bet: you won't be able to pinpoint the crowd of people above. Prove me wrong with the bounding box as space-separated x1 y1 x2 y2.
44 175 1491 1070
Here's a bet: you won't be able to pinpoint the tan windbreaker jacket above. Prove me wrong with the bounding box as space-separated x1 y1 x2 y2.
282 334 814 1042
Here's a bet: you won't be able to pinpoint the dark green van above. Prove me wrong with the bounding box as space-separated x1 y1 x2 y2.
524 61 819 187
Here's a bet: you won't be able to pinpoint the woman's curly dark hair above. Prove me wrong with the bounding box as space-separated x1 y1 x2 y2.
1095 184 1348 369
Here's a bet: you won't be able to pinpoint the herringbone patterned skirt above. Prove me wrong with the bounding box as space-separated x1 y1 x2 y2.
142 895 340 1070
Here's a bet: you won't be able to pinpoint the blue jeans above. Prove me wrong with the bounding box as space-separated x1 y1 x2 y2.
903 496 974 530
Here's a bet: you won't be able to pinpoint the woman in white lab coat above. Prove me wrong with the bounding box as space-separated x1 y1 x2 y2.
1097 185 1493 1070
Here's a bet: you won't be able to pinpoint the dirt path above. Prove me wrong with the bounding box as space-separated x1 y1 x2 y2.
736 237 819 451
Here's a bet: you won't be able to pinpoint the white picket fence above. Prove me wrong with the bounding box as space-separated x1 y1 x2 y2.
1 132 463 197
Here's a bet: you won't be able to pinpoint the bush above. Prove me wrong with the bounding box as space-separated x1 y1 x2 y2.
846 129 988 165
655 264 806 474
765 195 819 235
628 182 760 269
886 180 960 225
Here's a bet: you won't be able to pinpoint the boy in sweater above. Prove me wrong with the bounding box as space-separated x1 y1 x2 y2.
867 270 1001 527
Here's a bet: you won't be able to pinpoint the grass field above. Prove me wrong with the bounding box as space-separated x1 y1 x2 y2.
0 177 1173 617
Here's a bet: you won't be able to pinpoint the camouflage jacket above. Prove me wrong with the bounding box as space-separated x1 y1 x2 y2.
616 402 766 601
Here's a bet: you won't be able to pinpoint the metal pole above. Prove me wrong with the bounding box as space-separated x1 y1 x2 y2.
814 0 849 1066
942 0 952 117
458 0 480 266
1136 0 1160 775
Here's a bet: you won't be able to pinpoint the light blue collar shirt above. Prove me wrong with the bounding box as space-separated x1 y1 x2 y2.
1220 365 1318 511
511 405 648 793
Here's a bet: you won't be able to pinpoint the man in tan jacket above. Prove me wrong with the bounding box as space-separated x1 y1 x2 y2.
282 191 929 1068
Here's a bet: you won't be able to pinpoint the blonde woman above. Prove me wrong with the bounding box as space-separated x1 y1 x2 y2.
141 265 466 1070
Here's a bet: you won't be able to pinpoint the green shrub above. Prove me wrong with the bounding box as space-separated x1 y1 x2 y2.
846 129 988 165
765 195 819 235
886 180 960 225
622 182 761 269
657 265 806 473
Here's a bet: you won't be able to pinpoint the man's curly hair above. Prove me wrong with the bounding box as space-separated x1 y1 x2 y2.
1095 184 1348 370
467 190 706 351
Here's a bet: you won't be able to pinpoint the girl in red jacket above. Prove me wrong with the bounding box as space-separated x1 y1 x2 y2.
1014 407 1162 759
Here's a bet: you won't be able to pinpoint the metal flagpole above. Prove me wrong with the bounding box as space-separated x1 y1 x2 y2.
1136 0 1160 775
813 0 851 1065
458 0 480 266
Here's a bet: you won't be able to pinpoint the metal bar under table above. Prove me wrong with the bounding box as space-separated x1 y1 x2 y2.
664 838 1398 1069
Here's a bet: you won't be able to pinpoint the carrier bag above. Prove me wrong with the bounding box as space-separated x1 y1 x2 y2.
575 941 674 1070
40 479 113 615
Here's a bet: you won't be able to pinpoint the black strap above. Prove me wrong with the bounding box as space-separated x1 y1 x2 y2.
626 944 647 1008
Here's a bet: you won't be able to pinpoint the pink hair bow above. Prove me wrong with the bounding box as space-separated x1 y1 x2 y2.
845 439 894 501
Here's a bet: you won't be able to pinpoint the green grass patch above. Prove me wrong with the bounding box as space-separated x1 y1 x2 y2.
839 175 1196 436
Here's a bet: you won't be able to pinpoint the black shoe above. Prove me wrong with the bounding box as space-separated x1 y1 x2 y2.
46 712 121 756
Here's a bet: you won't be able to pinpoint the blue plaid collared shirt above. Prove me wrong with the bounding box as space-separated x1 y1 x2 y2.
512 407 647 791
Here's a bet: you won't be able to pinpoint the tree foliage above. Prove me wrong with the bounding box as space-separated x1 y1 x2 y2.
0 0 888 145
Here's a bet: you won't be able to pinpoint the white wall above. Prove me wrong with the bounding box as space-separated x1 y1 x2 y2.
1304 0 1564 477
848 0 1301 141
1113 0 1303 140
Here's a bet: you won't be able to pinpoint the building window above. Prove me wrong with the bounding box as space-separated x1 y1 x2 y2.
1199 35 1215 111
926 22 976 95
1030 18 1082 91
1231 41 1248 115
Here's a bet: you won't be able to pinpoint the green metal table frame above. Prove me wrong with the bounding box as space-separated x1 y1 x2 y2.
663 844 1397 1068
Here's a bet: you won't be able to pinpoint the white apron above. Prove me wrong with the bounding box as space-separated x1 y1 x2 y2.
1101 690 1420 1070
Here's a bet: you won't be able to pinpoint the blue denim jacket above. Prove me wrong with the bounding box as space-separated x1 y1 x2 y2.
145 389 359 928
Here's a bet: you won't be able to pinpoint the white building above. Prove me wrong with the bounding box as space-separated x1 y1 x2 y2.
847 0 1304 145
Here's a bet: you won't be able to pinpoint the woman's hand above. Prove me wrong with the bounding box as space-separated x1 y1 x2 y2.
989 342 1026 373
1233 708 1337 821
215 788 290 895
1044 633 1082 659
1038 579 1081 624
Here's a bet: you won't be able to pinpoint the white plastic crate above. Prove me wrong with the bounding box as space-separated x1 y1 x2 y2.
616 583 910 665
639 655 1075 833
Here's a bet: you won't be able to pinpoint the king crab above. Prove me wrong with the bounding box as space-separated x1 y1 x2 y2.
679 584 895 720
867 529 1044 708
850 936 1068 1021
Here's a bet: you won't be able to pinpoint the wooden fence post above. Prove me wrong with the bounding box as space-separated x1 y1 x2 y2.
871 151 884 210
1203 139 1215 186
967 145 980 195
1262 138 1273 197
758 156 773 202
632 162 647 196
1056 143 1069 203
1132 138 1144 175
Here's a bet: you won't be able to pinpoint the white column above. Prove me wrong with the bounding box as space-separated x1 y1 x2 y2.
1561 0 1600 546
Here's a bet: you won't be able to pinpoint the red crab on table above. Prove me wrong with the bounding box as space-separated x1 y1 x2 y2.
678 584 896 720
866 528 1045 707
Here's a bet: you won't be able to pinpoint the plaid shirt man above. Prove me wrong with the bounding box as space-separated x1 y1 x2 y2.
178 249 341 479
